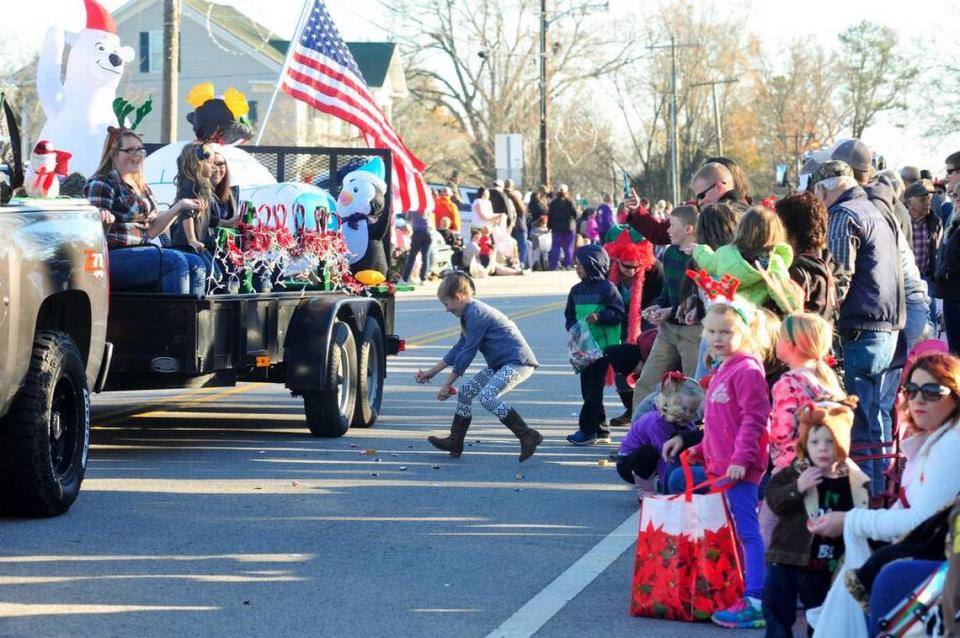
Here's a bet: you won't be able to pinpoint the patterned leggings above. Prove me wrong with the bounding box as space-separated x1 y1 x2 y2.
455 365 534 419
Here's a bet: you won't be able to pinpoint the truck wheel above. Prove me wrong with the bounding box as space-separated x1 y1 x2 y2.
352 318 385 428
303 321 357 437
0 331 90 517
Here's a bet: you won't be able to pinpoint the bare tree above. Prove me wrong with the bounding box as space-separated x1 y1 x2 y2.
383 0 640 186
836 21 917 139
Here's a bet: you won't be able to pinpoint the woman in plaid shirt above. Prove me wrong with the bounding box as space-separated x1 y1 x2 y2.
83 130 208 294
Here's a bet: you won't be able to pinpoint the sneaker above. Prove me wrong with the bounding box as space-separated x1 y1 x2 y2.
711 597 765 629
566 430 598 446
596 428 612 443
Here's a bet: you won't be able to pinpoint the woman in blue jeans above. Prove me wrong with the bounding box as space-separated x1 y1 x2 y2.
84 129 207 294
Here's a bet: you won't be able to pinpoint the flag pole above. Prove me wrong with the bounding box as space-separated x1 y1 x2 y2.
254 0 313 144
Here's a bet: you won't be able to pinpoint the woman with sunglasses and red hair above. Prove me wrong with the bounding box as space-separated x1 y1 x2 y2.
807 352 960 637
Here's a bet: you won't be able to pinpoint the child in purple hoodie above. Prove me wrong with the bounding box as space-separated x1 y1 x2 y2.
614 371 703 499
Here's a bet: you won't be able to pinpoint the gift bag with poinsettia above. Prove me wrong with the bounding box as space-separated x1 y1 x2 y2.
630 452 744 621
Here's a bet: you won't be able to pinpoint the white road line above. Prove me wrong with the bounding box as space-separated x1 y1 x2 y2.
483 510 639 638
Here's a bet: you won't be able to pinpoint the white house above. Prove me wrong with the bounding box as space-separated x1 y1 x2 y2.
111 0 408 146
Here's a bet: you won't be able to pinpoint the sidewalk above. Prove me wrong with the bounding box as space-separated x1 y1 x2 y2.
398 269 578 299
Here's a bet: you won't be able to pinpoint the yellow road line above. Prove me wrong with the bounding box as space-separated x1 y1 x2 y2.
406 301 564 347
95 383 264 426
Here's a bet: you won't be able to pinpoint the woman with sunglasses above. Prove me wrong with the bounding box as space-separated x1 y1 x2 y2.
807 352 960 638
83 130 207 294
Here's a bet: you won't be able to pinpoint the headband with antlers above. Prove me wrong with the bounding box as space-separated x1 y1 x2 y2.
686 269 755 325
106 96 153 146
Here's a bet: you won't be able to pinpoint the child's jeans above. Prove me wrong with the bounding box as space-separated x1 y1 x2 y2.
762 563 831 638
578 356 608 434
725 480 765 600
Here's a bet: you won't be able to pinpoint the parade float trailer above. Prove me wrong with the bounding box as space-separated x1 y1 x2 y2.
105 144 403 439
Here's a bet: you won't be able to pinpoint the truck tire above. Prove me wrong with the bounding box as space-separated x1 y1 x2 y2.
0 331 90 517
352 318 385 428
303 321 357 437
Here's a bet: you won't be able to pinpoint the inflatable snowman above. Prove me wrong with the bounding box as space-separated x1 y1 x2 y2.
336 157 389 275
36 0 134 178
24 141 72 198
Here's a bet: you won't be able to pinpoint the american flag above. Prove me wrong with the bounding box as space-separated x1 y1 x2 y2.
280 0 432 213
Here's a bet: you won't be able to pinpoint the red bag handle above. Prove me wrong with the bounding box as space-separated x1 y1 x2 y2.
671 450 731 502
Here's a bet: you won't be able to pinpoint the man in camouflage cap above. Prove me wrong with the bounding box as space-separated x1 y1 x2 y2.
810 159 905 495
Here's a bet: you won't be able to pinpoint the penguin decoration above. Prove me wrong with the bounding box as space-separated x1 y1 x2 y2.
335 157 389 275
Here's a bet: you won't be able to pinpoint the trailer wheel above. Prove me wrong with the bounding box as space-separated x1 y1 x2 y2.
303 321 357 437
352 318 385 428
0 331 90 517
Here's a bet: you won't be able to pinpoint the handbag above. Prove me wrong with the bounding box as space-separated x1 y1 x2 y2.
876 562 948 638
629 452 744 621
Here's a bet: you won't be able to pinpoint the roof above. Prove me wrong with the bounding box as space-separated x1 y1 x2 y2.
115 0 398 87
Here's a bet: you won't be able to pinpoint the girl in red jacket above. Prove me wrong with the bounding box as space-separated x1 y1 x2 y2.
691 299 771 629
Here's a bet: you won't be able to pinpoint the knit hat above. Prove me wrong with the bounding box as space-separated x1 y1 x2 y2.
345 157 387 194
831 139 873 173
796 396 859 464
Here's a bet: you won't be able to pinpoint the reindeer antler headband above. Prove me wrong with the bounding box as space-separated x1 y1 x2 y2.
686 269 755 325
106 96 153 145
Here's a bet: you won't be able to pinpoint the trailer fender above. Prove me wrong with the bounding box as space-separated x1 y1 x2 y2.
283 295 384 391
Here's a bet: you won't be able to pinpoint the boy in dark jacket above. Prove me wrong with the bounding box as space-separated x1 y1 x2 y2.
565 244 626 445
762 397 870 637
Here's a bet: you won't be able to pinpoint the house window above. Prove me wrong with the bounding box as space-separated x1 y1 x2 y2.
139 31 163 73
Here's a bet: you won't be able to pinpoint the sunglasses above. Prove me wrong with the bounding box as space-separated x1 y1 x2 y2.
946 167 960 175
117 146 146 156
902 382 952 402
695 182 718 201
619 262 639 271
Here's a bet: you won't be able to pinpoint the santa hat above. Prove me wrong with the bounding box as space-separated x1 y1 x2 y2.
33 141 53 155
85 0 117 34
345 157 387 194
796 396 859 465
604 229 655 345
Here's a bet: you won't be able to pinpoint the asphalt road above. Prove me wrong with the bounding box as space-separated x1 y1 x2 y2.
0 272 765 638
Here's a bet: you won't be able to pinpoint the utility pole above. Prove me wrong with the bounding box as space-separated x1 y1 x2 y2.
648 36 698 205
539 0 549 189
689 77 739 156
161 0 181 143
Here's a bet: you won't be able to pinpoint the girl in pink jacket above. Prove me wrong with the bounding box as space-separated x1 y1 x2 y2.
691 302 771 629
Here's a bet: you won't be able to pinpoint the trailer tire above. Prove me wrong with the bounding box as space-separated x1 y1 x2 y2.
0 331 90 517
352 318 385 428
303 321 357 437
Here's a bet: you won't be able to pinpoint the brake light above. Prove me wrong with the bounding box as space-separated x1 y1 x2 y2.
398 339 405 352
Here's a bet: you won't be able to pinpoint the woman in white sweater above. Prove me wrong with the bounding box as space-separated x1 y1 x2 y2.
809 352 960 638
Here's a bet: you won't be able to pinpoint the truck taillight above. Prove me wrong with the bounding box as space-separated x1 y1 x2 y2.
397 339 405 352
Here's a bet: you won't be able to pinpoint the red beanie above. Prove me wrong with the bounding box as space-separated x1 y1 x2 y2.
85 0 117 34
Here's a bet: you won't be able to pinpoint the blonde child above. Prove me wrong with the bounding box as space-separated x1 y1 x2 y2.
614 372 703 499
687 205 797 313
770 313 843 470
416 272 543 461
688 302 771 629
762 398 869 637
